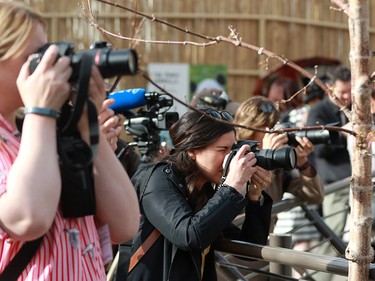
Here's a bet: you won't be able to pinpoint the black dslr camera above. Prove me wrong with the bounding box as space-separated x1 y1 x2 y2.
29 41 138 81
276 122 339 147
27 41 138 218
232 140 297 171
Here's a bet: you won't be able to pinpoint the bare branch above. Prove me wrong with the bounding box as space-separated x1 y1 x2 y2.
330 0 350 15
142 69 357 137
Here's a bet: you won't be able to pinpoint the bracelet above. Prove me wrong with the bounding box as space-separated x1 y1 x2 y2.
23 107 60 119
298 160 311 171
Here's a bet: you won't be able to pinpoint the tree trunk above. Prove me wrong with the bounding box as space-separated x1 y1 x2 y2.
346 0 373 280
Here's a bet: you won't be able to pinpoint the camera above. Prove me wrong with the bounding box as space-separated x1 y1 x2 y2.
124 93 179 162
232 140 297 171
27 41 138 218
276 122 339 146
29 41 138 81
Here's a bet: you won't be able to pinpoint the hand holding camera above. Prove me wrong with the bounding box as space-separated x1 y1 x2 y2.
18 44 72 111
222 144 257 193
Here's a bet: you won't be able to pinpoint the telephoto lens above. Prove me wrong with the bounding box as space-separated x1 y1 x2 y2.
234 140 297 171
254 146 297 171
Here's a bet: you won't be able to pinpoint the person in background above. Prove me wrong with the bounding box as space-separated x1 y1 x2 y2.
266 77 302 121
190 78 240 115
99 98 141 178
125 108 273 281
0 2 139 280
305 65 352 281
234 96 324 236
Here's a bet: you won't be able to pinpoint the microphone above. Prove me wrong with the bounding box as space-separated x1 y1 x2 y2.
108 88 148 113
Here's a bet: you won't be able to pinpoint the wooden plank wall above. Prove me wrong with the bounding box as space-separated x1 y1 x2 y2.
22 0 375 104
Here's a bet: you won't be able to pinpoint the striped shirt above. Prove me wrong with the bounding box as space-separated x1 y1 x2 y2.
0 114 106 281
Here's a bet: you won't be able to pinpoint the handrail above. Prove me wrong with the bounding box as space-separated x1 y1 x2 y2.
218 173 375 280
215 239 375 279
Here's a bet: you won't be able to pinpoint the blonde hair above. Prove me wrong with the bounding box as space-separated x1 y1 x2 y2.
234 96 281 140
0 1 45 61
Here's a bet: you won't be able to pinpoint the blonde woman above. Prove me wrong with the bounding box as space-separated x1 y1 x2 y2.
0 2 139 280
234 96 324 233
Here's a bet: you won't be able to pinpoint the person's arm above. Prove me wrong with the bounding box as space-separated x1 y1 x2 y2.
93 131 140 243
142 166 247 251
222 191 273 245
78 66 140 244
0 45 72 241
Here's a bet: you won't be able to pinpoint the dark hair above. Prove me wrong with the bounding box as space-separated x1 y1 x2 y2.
163 109 234 177
328 65 351 84
268 77 301 109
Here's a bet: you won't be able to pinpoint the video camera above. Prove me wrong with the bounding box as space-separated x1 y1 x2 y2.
276 122 339 146
232 140 297 171
125 93 179 162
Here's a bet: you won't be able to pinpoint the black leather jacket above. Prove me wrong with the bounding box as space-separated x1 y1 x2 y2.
127 162 272 281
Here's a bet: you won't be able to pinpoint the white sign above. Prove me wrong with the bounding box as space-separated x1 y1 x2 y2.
147 63 190 117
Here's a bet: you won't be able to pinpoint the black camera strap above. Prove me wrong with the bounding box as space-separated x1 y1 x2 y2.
58 53 99 168
0 236 44 281
220 150 236 185
57 53 99 218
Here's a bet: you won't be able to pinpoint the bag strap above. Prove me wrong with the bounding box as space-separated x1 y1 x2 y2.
128 228 161 273
0 236 44 281
114 163 164 280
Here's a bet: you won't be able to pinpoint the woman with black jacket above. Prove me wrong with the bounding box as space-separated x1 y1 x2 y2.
126 108 273 281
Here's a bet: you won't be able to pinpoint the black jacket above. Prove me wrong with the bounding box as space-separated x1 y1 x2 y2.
306 97 352 183
126 162 272 281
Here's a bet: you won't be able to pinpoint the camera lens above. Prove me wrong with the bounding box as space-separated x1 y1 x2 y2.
255 146 297 171
90 48 138 78
287 129 335 146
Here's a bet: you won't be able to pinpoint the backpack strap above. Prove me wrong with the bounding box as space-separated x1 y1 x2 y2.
0 236 43 281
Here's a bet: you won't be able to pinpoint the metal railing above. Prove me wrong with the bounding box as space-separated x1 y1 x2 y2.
215 175 375 280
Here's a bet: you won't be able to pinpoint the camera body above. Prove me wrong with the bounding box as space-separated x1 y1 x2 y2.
276 122 339 146
29 41 138 81
232 140 297 171
124 93 179 162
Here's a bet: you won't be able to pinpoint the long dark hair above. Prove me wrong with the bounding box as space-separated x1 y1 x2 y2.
162 109 234 179
160 109 234 211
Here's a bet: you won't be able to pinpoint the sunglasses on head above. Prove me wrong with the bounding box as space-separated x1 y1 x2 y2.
260 103 277 113
196 108 233 124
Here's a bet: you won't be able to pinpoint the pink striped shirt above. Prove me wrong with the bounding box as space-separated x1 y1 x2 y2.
0 114 106 280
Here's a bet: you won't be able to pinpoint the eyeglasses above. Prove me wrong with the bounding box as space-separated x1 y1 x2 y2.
196 109 233 124
260 103 277 113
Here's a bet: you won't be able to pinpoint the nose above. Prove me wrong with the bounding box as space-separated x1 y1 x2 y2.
343 91 351 101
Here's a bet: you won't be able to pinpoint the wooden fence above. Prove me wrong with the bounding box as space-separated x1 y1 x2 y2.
22 0 375 104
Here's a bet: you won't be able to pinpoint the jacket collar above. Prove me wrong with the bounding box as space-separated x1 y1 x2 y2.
162 163 189 198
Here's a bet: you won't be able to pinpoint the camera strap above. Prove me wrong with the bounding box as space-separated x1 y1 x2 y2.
57 54 99 218
0 236 44 281
220 150 236 185
58 53 99 167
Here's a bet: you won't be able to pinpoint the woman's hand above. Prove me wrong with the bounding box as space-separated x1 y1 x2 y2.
223 144 257 193
294 136 314 166
17 44 72 110
262 128 289 150
98 99 124 151
247 166 272 200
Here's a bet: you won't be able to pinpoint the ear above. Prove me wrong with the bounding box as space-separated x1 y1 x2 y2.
188 150 196 160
